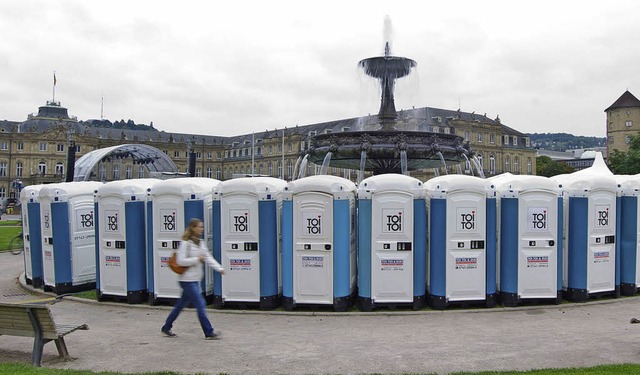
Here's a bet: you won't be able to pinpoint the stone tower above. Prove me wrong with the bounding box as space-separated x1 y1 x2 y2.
605 90 640 158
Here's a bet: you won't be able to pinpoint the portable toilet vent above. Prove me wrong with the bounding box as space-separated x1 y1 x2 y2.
493 175 563 306
39 181 104 295
425 175 497 309
147 177 221 305
357 174 426 311
281 175 357 311
19 184 45 288
213 177 287 310
95 179 159 303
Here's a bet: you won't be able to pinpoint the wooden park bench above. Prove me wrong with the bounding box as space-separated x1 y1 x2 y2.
0 301 89 366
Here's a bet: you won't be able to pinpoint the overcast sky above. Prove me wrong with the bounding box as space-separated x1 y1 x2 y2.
1 1 638 138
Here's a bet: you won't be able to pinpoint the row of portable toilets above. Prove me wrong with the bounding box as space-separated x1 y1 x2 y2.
17 153 639 311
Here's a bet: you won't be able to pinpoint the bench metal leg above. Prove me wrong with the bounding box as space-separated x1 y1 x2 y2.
54 337 70 360
31 335 45 367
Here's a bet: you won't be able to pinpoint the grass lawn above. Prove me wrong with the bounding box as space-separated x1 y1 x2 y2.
0 222 22 252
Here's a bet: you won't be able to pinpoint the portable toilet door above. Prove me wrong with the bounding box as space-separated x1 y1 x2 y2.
147 177 221 305
39 182 103 295
616 175 639 296
425 175 497 309
95 179 159 304
214 177 287 309
494 175 563 306
282 175 357 312
357 174 426 311
19 184 45 288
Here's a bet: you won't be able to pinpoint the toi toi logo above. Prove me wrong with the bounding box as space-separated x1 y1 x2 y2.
386 213 403 232
80 211 94 228
597 209 609 227
107 214 118 231
460 211 475 230
233 214 249 232
307 216 322 235
163 212 176 231
531 211 547 229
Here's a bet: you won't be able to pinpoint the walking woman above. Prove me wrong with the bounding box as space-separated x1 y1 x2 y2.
161 218 225 339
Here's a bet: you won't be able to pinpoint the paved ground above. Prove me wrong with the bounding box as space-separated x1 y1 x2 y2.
2 251 640 375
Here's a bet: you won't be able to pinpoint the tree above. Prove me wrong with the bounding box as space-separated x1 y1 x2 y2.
536 155 574 177
608 133 640 174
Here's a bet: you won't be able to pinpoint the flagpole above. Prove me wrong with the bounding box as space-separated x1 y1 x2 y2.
52 71 57 103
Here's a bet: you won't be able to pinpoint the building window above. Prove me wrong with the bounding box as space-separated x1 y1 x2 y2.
196 152 202 159
477 132 483 143
514 157 519 174
207 152 212 160
287 160 293 179
126 166 133 179
464 131 470 141
0 162 6 177
17 142 23 151
174 151 180 158
277 161 283 179
196 167 202 177
527 158 532 175
57 144 64 152
489 133 495 144
268 162 273 176
16 162 23 177
55 162 64 177
0 187 5 199
609 136 615 144
206 166 213 178
513 137 518 146
626 135 631 144
75 144 81 153
258 164 264 175
476 154 483 170
0 142 7 150
505 156 510 173
38 161 47 175
489 155 495 174
39 143 47 151
626 120 633 127
113 165 120 180
215 167 220 180
138 166 145 178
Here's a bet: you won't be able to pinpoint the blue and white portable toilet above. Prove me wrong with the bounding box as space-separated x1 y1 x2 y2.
282 175 357 311
39 181 103 295
425 175 497 309
615 175 639 296
493 175 563 306
357 174 426 311
95 179 159 303
552 153 619 302
213 177 287 309
147 177 221 305
19 184 45 288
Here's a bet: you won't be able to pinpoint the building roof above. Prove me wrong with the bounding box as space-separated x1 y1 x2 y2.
605 90 640 112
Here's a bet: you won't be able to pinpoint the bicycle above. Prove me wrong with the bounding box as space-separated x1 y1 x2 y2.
9 231 24 255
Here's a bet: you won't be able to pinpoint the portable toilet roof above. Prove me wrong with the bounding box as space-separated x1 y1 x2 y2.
551 153 616 195
150 177 221 198
616 175 640 197
96 179 160 200
424 175 493 197
284 175 356 199
39 181 103 201
492 175 561 195
358 174 424 199
219 177 287 198
20 184 45 203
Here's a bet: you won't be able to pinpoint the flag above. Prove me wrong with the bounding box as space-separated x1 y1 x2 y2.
53 72 57 86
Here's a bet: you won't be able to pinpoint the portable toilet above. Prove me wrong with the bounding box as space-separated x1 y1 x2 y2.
616 175 639 296
95 179 159 303
39 181 103 295
19 184 45 288
357 174 426 311
493 175 563 306
213 177 287 309
425 175 497 309
281 175 357 311
147 177 221 305
552 153 618 302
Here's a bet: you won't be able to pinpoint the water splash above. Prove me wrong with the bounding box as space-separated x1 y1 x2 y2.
462 154 474 176
319 152 332 175
471 156 486 178
456 164 462 174
357 150 367 185
433 168 440 177
400 150 408 175
298 155 309 180
292 156 302 181
436 151 448 175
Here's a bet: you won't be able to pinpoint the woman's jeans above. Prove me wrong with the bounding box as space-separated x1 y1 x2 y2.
162 281 214 336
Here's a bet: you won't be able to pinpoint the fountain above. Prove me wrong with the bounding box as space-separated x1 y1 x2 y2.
307 19 471 175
